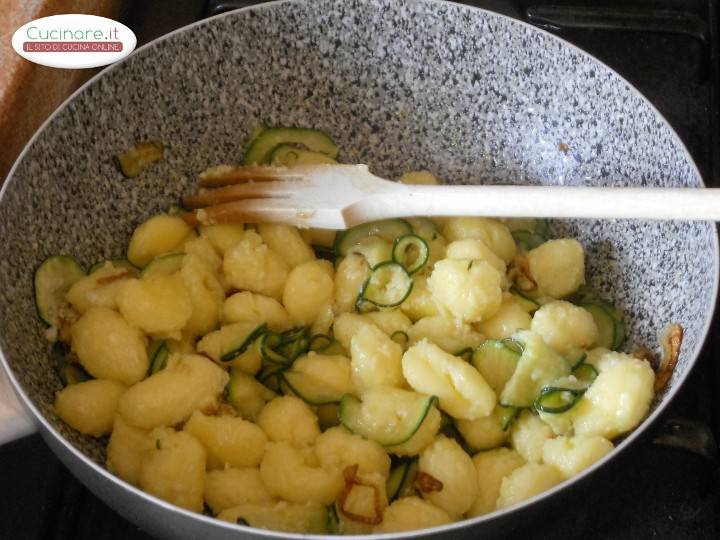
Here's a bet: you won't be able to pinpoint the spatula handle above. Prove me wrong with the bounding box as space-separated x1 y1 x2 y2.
356 185 720 221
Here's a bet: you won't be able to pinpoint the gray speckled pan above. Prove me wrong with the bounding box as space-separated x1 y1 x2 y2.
0 0 717 538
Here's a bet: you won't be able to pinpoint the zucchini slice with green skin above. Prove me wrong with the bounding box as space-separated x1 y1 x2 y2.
534 386 585 414
511 230 546 251
585 303 614 349
221 323 267 362
307 334 345 355
572 361 599 385
34 255 86 326
256 362 285 392
574 291 626 350
89 259 138 275
334 219 412 257
359 261 414 308
59 363 90 386
471 340 521 393
51 343 90 385
390 331 409 347
392 234 429 274
269 144 338 166
140 252 185 279
243 123 268 154
243 127 338 165
534 218 551 237
259 327 311 365
386 458 419 502
339 390 438 447
148 340 170 375
498 405 519 431
327 505 342 535
308 334 333 352
510 287 540 313
500 331 571 408
281 371 345 405
455 348 473 362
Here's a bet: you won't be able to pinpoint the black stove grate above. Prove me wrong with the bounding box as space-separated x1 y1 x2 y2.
1 1 718 538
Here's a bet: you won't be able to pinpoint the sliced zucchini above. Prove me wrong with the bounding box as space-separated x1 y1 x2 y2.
339 388 437 447
281 371 345 405
59 363 90 386
571 362 599 386
51 343 90 385
471 340 521 394
512 230 546 251
534 218 551 238
386 458 419 502
243 123 268 154
574 291 626 350
256 362 285 392
34 255 86 326
455 347 473 362
497 404 519 431
140 252 185 279
243 127 338 165
327 505 342 535
334 219 412 257
583 304 616 349
500 331 571 408
148 340 170 375
115 141 164 178
308 334 333 352
226 367 275 418
510 287 540 313
269 144 338 166
392 234 429 275
89 259 138 275
259 327 310 365
534 386 585 414
359 261 414 308
390 331 409 347
221 323 267 362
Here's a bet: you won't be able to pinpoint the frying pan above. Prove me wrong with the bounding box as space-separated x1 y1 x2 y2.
0 0 717 538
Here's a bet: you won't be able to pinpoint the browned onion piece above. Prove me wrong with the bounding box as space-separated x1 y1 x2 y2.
654 324 683 393
336 464 384 525
414 471 444 493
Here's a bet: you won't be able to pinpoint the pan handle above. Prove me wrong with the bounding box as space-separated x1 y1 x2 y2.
652 417 718 460
0 369 35 445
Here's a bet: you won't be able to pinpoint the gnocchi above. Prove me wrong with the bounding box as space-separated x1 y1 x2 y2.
127 214 192 267
526 239 585 298
71 307 148 385
223 230 289 299
427 259 503 323
402 340 495 420
184 410 267 469
418 435 479 518
204 468 274 514
139 427 206 512
54 379 126 436
41 150 662 534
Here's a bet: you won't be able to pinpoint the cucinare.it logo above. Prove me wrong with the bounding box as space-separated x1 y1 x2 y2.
11 14 136 69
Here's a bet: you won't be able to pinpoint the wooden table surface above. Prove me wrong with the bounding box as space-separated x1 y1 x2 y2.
0 0 123 182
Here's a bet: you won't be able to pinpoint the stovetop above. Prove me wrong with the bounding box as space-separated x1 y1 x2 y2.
1 1 718 538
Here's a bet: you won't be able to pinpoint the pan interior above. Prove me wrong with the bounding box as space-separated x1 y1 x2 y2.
0 0 715 474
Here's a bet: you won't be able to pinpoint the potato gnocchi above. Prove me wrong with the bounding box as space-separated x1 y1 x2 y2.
40 133 665 535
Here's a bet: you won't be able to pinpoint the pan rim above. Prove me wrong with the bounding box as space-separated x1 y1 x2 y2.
0 0 717 538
